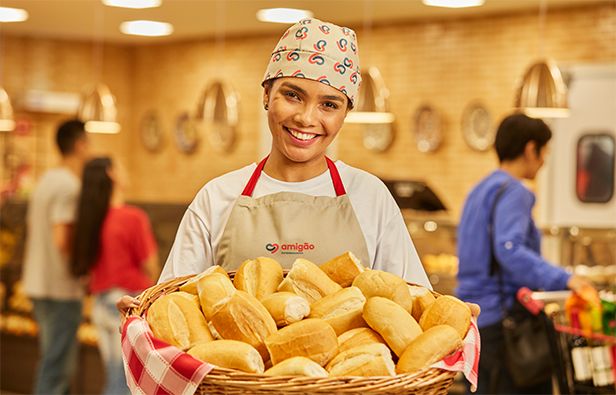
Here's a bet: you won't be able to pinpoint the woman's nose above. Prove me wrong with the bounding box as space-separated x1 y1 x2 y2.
293 104 317 127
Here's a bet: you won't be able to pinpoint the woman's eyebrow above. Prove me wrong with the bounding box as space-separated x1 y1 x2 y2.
280 82 345 103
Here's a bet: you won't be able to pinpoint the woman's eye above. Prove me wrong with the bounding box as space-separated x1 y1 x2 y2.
284 91 300 100
324 102 339 110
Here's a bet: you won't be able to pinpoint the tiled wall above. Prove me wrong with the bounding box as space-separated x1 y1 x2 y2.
2 3 615 220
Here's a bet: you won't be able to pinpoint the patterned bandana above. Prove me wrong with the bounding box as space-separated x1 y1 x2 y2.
262 18 362 107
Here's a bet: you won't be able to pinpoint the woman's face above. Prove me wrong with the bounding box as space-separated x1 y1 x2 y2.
264 77 349 164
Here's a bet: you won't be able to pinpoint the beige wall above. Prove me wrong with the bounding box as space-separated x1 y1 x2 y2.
2 4 615 219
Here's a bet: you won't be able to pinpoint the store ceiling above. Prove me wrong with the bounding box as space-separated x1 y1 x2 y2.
0 0 609 44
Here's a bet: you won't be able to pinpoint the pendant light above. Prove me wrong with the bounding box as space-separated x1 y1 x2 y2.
344 66 395 124
0 87 15 132
514 0 569 118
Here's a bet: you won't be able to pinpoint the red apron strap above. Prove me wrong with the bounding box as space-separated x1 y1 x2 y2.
241 156 346 197
326 157 346 196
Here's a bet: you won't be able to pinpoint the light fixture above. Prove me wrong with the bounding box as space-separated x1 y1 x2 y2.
256 8 313 24
514 60 570 118
345 67 395 124
102 0 161 9
0 6 29 23
0 87 15 132
422 0 485 8
120 20 173 37
78 84 121 134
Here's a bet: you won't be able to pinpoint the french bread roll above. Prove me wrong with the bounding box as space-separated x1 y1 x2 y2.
179 265 228 294
337 327 386 354
308 286 366 335
264 356 329 377
408 285 436 322
352 270 413 314
419 295 471 338
277 258 342 303
234 257 284 300
396 325 463 374
146 291 213 350
209 290 277 361
265 318 338 366
187 340 264 374
362 296 422 357
261 292 310 327
197 272 236 320
326 343 395 377
319 251 365 287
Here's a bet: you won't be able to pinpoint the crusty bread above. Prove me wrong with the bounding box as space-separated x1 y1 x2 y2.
337 327 386 354
188 340 264 374
264 356 329 377
234 257 284 300
261 292 310 327
147 291 213 350
277 258 342 303
408 285 436 322
326 343 395 377
265 318 338 366
179 265 228 294
197 272 237 320
352 270 413 314
319 251 365 287
210 290 277 361
309 286 366 335
396 325 463 374
419 295 471 338
362 297 422 357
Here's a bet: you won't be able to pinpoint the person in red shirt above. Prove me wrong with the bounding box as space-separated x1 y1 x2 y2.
71 156 158 395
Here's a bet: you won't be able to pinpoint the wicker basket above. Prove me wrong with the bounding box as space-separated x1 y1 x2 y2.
127 273 457 395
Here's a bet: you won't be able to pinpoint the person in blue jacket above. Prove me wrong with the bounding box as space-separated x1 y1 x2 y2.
456 113 595 394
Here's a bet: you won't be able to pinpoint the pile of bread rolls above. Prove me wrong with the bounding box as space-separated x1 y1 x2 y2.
145 252 471 377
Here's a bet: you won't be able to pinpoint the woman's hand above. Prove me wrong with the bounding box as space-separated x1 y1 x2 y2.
466 302 481 319
116 295 140 333
567 275 600 306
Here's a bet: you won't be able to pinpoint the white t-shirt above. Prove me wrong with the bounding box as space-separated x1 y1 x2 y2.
22 167 84 300
160 161 430 288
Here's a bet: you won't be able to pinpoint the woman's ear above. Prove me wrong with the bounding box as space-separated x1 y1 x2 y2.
263 81 272 109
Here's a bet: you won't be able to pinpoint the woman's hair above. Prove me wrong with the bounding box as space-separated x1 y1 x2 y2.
494 113 552 163
70 157 113 276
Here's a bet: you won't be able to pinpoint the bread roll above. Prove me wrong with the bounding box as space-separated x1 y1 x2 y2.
261 292 310 327
362 297 422 357
309 286 366 335
234 257 283 300
337 327 386 354
277 258 342 303
265 318 338 366
197 272 236 320
408 285 436 322
210 290 277 360
396 325 463 374
319 251 365 287
147 291 213 350
419 295 471 338
179 265 228 294
188 340 264 374
352 270 413 314
264 356 328 377
326 343 395 377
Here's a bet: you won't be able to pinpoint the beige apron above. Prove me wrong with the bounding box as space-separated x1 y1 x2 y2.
216 156 370 271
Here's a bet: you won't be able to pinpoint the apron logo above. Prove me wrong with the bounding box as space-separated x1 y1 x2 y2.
265 242 315 254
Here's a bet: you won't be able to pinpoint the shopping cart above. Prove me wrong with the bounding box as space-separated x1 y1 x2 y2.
518 288 616 395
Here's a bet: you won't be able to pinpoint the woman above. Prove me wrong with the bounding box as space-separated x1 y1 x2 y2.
119 17 431 312
72 157 158 395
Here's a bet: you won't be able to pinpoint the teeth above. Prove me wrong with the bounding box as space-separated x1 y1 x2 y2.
288 128 317 141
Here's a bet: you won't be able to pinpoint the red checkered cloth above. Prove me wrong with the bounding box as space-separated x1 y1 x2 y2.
431 318 480 392
121 317 214 395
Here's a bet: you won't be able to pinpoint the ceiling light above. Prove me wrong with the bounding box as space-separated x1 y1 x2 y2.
0 6 29 23
78 83 121 134
102 0 161 9
120 20 173 37
422 0 485 8
0 87 15 132
345 67 395 125
514 60 570 119
256 8 313 24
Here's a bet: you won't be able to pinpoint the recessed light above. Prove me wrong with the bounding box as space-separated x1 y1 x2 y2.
0 7 29 23
120 20 173 37
102 0 161 9
256 8 313 24
422 0 485 8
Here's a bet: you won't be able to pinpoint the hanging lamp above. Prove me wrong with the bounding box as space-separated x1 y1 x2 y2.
0 87 15 132
78 83 121 134
345 66 395 124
